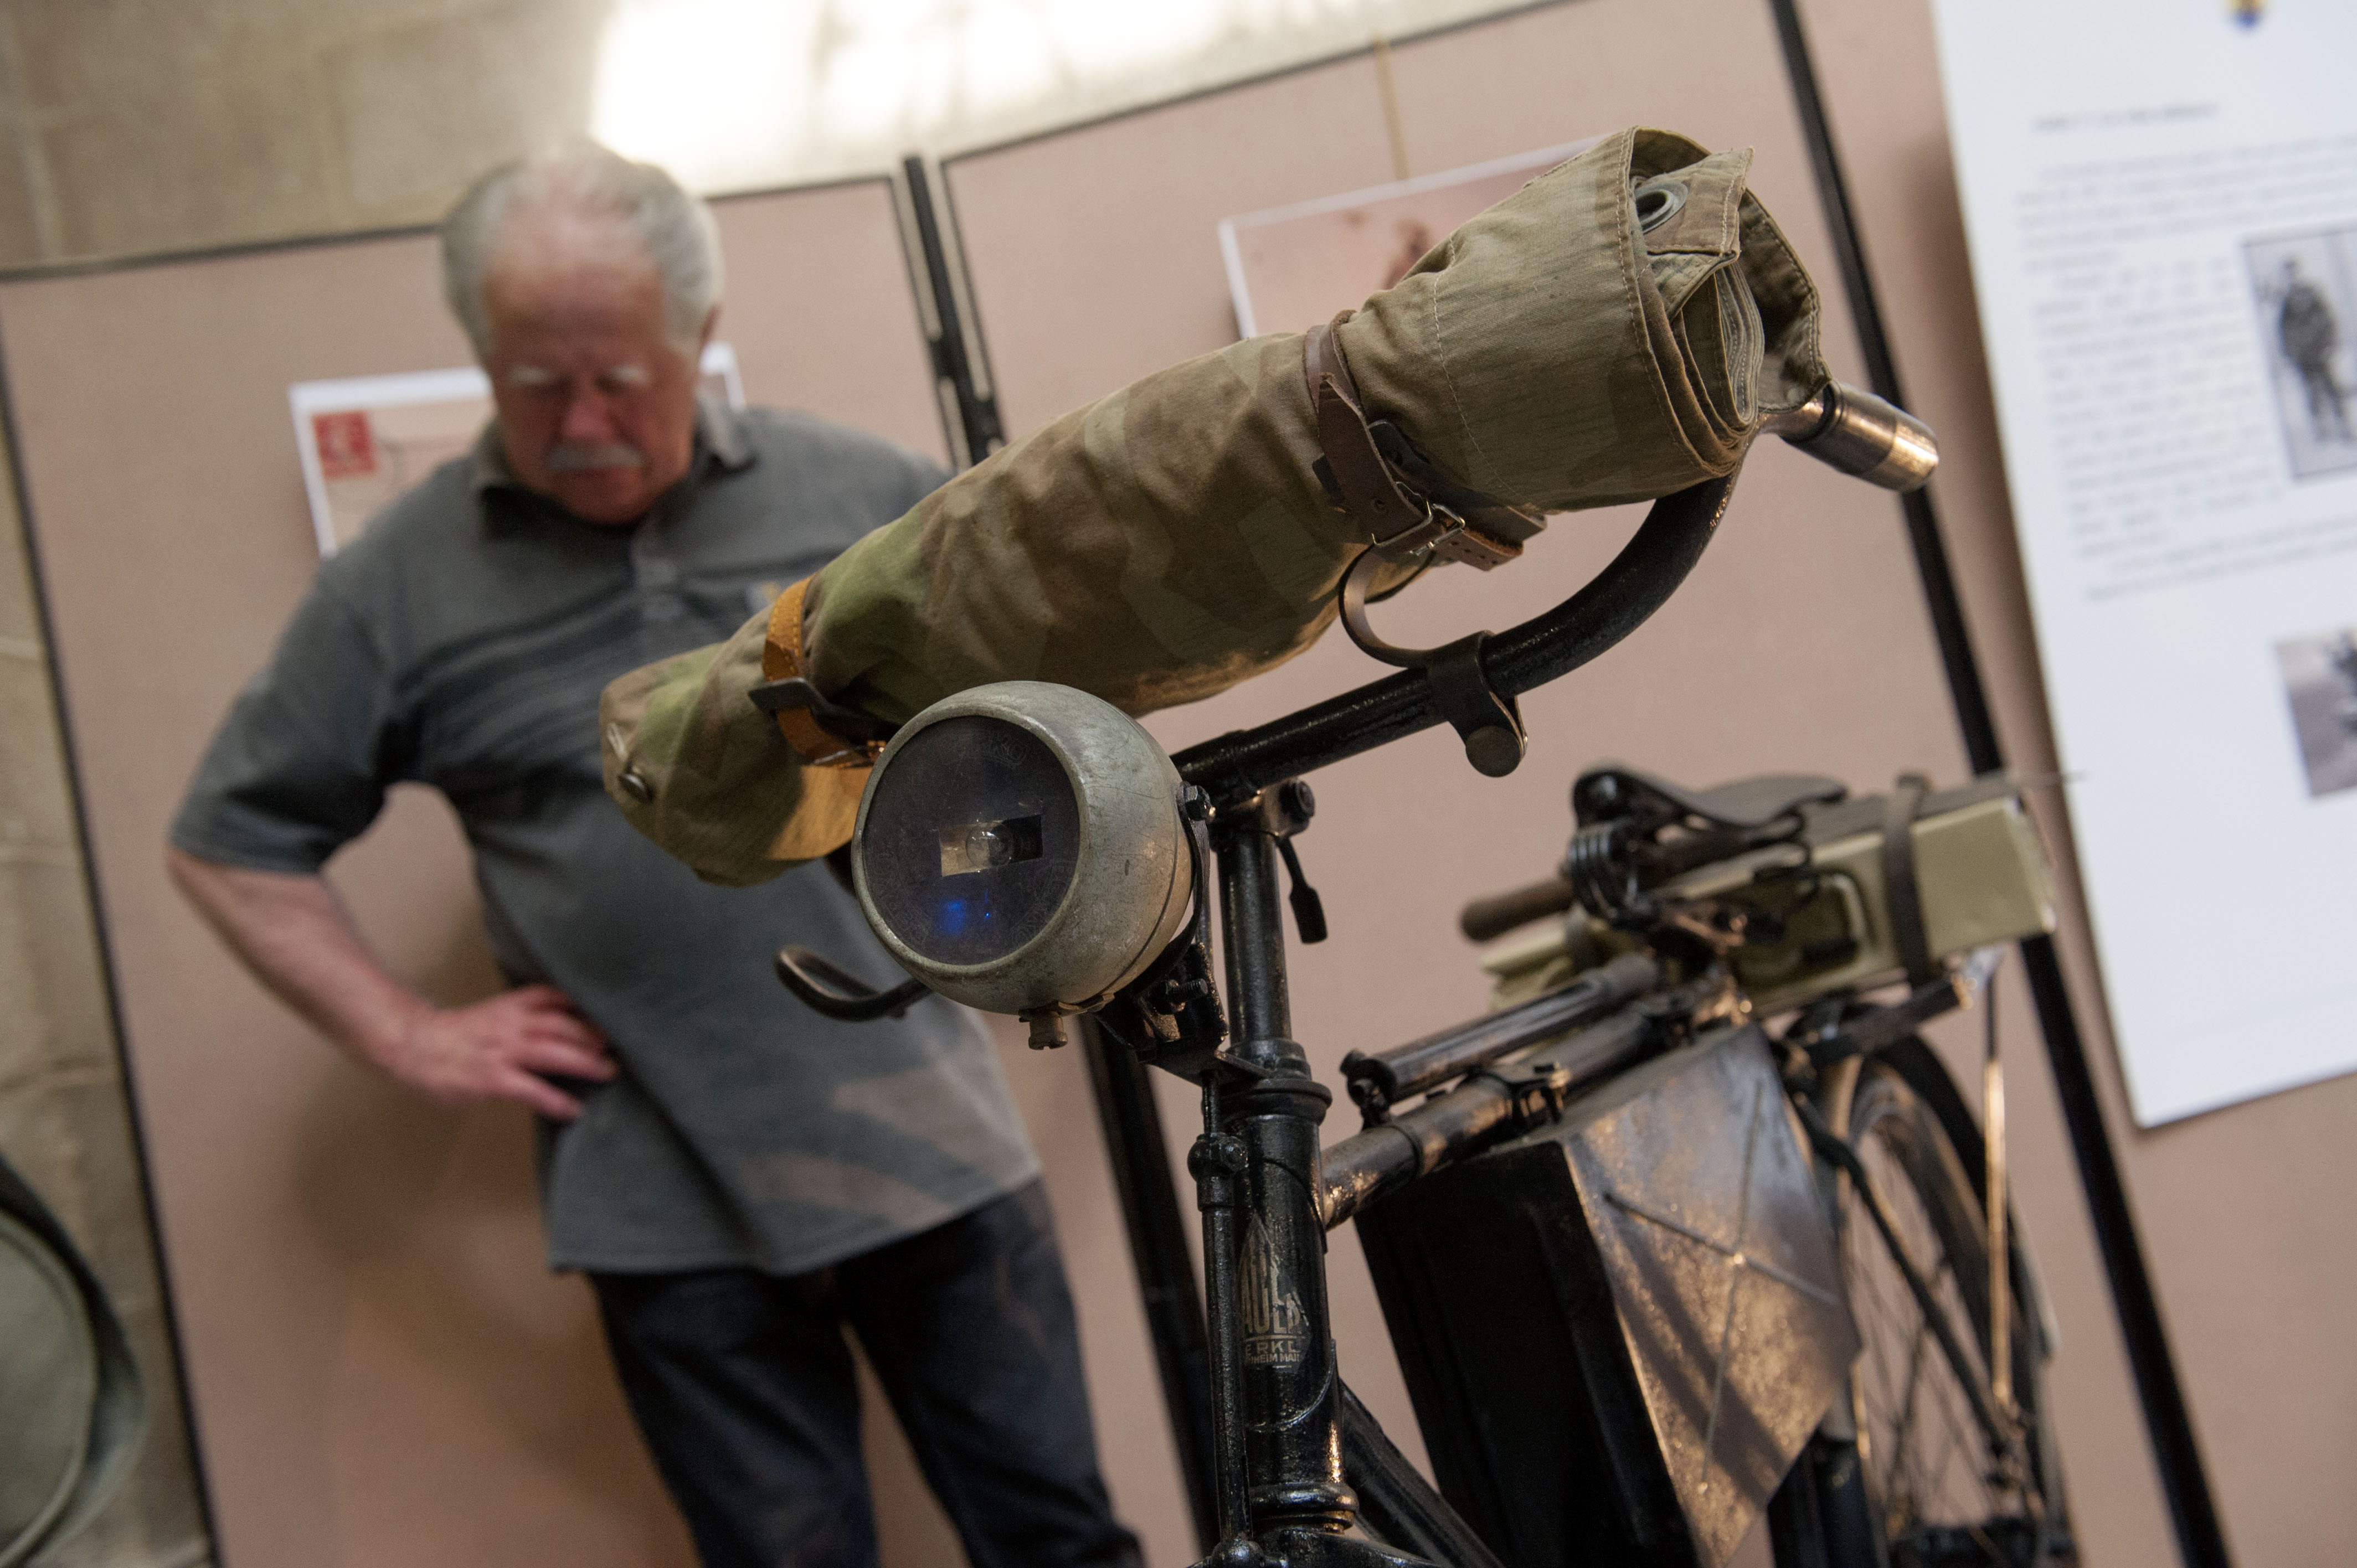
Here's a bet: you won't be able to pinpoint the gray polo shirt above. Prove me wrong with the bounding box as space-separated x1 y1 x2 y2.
172 400 1039 1275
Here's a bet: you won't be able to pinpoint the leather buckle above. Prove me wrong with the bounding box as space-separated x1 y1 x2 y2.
1304 322 1538 570
1430 520 1524 570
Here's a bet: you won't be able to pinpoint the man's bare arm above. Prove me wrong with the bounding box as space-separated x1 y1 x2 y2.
165 848 615 1120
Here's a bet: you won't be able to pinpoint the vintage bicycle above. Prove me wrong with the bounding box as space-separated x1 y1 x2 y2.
775 384 2072 1568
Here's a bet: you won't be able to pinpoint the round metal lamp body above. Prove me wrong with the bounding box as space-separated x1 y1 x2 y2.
852 682 1192 1017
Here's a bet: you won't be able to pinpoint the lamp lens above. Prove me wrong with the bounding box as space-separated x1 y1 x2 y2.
860 716 1080 966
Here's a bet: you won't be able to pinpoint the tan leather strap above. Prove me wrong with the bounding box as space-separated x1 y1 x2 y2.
759 579 872 768
761 577 811 683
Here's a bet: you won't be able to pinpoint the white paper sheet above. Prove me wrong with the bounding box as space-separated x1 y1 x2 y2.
1934 1 2357 1123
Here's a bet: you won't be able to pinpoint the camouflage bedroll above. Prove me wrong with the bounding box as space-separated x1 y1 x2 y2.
602 127 1828 886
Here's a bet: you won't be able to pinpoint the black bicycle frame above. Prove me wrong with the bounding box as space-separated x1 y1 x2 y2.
1188 801 1381 1563
1129 467 2036 1565
1148 477 1736 1566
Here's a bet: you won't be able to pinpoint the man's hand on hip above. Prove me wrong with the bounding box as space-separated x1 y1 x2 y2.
377 986 615 1121
166 849 617 1121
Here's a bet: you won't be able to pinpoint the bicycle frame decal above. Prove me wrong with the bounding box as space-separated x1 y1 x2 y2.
1239 1213 1311 1370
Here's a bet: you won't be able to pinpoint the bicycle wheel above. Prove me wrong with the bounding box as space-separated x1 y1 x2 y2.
1837 1044 2071 1567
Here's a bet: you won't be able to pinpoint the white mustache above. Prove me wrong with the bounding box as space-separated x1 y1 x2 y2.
547 442 647 473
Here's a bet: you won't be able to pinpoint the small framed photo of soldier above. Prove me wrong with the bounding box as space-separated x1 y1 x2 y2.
2246 228 2357 480
2275 625 2357 798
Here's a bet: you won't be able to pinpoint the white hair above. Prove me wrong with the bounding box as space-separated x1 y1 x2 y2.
441 140 723 358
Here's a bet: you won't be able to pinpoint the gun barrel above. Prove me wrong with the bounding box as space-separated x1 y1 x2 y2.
1321 1003 1659 1229
1459 876 1579 943
1339 952 1658 1117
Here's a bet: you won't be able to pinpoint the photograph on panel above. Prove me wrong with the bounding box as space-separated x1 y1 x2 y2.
1218 140 1594 338
2274 624 2357 798
2246 228 2357 479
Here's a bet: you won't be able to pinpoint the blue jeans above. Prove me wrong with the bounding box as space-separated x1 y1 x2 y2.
591 1181 1142 1568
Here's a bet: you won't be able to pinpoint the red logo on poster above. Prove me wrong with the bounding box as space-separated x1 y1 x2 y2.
312 410 378 479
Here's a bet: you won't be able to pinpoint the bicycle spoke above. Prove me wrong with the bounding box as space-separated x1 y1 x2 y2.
1836 1061 2060 1568
1889 1308 1930 1513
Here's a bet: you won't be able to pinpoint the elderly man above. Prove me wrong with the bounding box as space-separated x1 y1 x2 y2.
166 143 1140 1568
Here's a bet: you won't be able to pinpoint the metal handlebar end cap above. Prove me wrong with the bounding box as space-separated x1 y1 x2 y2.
1767 380 1938 492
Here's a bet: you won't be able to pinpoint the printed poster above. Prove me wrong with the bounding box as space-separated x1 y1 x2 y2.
1934 0 2357 1122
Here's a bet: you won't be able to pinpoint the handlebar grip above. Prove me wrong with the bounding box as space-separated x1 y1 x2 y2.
1459 877 1578 943
1766 380 1938 492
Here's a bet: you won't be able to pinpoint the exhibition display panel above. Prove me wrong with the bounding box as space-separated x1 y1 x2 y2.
3 1 2350 1563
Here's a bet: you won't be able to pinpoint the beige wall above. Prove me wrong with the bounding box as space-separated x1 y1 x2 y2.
0 455 210 1565
0 41 630 1558
0 0 1552 271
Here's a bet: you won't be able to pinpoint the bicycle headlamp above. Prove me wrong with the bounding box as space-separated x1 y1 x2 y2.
852 682 1193 1021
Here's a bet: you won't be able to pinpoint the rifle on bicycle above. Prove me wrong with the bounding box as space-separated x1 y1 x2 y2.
1329 766 2066 1566
601 127 2067 1567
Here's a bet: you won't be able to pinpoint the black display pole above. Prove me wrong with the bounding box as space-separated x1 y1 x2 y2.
1762 6 2232 1565
891 153 1224 1544
897 156 1005 470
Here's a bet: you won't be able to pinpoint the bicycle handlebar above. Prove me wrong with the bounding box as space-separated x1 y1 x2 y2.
1173 473 1736 804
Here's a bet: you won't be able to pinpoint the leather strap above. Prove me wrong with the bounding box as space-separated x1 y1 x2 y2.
1303 317 1362 407
1303 321 1532 569
760 576 810 684
1306 321 1431 551
1880 772 1937 985
759 580 874 768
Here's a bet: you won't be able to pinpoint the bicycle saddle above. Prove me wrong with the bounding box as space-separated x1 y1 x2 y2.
1571 766 1846 832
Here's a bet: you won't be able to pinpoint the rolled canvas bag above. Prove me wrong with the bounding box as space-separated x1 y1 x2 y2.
0 1149 146 1567
601 127 1826 886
